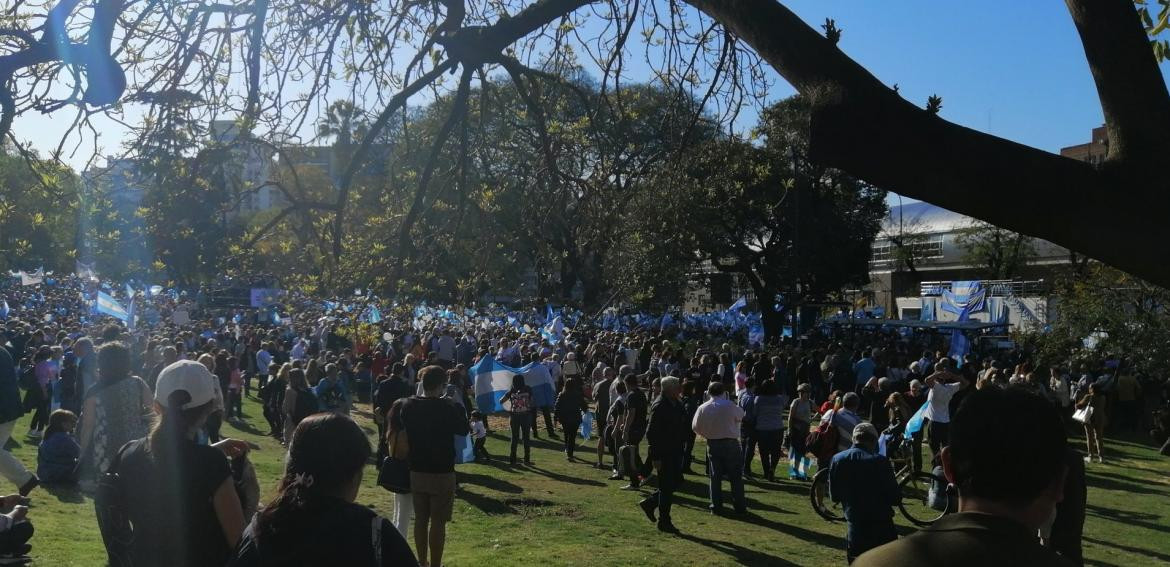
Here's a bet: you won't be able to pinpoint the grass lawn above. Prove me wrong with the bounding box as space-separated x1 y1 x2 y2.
8 394 1169 566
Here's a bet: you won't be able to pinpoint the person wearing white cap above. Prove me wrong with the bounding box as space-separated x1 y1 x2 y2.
97 360 248 567
827 421 900 564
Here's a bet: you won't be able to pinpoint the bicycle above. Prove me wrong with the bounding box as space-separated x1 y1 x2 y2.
809 427 951 527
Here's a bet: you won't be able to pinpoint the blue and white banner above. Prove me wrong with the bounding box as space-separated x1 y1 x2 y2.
728 296 747 312
941 280 985 316
472 354 556 413
95 291 130 322
904 401 930 441
20 269 44 286
250 288 282 308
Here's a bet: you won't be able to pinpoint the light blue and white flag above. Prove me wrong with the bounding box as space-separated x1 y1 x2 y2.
541 316 564 345
125 282 136 300
95 291 130 322
148 285 163 297
366 305 383 324
75 261 97 280
728 296 747 312
472 354 556 412
20 269 43 286
903 401 930 441
0 300 8 320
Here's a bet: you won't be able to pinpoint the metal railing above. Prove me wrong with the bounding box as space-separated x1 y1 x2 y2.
920 279 1047 297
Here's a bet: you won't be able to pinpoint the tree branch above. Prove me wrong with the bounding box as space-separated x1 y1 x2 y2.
1065 0 1170 161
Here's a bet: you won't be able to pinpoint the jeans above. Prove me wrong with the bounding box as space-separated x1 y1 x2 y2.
474 437 490 460
561 420 581 457
509 412 532 462
756 429 783 478
531 406 555 436
0 421 33 487
227 389 242 419
706 439 746 512
741 428 757 477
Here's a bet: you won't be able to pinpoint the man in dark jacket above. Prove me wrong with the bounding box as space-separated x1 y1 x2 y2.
639 376 686 533
855 387 1073 567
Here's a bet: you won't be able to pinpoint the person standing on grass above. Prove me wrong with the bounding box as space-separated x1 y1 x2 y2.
639 376 686 534
692 381 746 515
854 387 1072 567
0 345 37 496
399 365 469 567
499 374 534 465
828 422 900 563
787 383 815 480
593 367 616 469
752 379 787 482
920 360 964 460
620 372 650 490
553 377 587 461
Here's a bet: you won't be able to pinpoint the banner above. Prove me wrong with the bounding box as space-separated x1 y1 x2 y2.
250 288 282 308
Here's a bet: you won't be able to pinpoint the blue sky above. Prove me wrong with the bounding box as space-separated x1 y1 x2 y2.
13 0 1162 179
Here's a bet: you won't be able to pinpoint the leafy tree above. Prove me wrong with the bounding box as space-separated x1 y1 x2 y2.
955 221 1037 280
666 96 887 338
0 148 80 273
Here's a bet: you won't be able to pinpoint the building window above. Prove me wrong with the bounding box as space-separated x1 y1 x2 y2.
871 235 944 263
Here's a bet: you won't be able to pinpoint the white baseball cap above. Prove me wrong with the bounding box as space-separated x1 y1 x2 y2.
155 360 216 410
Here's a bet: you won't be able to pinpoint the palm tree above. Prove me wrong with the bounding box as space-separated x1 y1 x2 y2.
316 100 366 147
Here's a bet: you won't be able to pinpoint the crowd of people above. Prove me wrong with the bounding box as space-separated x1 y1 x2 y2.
1 273 1168 565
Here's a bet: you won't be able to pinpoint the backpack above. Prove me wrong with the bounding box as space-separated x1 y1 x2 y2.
805 411 840 463
291 388 319 424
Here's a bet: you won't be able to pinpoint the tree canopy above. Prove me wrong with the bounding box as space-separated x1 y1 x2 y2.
2 0 1168 289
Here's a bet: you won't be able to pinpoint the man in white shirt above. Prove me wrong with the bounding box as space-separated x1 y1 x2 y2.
255 342 273 375
923 359 969 460
692 381 747 514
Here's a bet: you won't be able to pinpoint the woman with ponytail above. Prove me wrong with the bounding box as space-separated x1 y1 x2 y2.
231 413 417 566
101 359 247 567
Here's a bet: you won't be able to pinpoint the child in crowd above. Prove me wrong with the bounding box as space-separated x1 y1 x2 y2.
471 411 490 462
37 410 80 485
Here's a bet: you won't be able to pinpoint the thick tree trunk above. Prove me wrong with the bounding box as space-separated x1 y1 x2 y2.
686 0 1170 288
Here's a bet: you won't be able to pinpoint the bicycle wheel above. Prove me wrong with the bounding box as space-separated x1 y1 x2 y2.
809 468 844 522
898 470 949 527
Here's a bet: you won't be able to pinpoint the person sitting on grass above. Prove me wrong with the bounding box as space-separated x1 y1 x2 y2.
36 409 80 485
0 493 33 564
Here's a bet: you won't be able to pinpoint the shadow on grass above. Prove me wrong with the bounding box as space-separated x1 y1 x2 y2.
523 465 605 487
41 483 85 504
226 418 268 437
1084 535 1170 563
732 511 848 550
677 531 803 566
1084 473 1167 496
458 472 523 494
1085 503 1167 533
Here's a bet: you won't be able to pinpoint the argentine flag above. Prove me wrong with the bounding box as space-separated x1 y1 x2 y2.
0 300 8 320
728 296 747 312
903 401 930 441
95 292 131 323
472 354 556 413
541 316 564 345
366 305 383 324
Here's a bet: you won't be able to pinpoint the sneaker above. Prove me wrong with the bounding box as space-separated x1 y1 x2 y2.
620 483 641 491
656 522 679 534
1084 456 1093 464
24 430 39 440
0 554 31 565
608 473 623 481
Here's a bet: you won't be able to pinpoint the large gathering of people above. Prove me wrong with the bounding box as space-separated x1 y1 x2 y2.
0 273 1167 565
